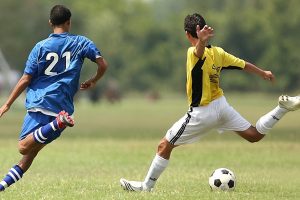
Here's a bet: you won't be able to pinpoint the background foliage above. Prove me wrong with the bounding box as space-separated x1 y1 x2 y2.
0 0 299 94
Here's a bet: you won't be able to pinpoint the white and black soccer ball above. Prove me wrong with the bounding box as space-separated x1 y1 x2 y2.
209 168 236 191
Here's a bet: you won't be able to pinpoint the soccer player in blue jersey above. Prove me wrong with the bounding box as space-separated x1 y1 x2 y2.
0 5 108 191
120 13 300 192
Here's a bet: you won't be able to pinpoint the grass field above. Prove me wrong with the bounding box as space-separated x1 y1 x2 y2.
0 93 299 200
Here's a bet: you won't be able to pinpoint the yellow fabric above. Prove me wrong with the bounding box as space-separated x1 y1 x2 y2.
186 46 245 106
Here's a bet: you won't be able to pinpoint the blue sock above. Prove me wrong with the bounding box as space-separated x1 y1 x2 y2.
33 119 60 144
0 165 24 191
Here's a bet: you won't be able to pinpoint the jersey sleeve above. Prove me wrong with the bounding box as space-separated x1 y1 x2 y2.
218 47 245 69
81 38 102 62
24 44 39 76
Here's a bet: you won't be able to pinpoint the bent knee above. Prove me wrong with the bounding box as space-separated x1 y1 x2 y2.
157 139 168 150
157 138 175 154
246 133 265 143
18 145 29 155
18 141 31 155
237 127 265 143
246 138 261 143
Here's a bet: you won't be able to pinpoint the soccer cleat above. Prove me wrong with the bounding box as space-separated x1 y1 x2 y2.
120 178 151 192
278 95 300 111
56 110 74 129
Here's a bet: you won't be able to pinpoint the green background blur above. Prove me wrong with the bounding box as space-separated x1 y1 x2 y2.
0 0 299 97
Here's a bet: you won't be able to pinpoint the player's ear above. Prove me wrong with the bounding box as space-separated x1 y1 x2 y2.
48 19 53 27
66 20 71 31
185 31 191 39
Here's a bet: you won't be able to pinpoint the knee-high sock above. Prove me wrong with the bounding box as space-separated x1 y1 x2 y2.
0 165 24 191
143 154 169 189
33 119 60 144
256 106 289 134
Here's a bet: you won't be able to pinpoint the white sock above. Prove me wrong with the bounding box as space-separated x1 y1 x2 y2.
143 154 169 189
256 106 289 134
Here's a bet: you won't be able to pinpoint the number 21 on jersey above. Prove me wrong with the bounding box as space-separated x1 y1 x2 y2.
45 52 71 76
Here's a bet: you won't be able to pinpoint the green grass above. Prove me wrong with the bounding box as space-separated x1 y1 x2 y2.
0 93 299 200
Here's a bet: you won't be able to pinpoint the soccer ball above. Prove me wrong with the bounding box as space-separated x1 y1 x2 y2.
209 168 236 191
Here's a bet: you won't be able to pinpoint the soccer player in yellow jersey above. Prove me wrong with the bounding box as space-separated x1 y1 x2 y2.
120 13 300 192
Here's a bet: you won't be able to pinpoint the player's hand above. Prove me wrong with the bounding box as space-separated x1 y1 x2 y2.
196 25 214 44
80 80 96 90
262 71 275 83
0 104 10 118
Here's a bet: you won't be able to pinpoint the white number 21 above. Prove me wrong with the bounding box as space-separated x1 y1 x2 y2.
45 52 71 76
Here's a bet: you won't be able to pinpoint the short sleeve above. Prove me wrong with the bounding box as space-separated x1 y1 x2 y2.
24 45 39 76
218 47 245 69
82 38 102 62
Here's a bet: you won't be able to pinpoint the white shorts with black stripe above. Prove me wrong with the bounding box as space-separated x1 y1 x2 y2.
166 96 251 145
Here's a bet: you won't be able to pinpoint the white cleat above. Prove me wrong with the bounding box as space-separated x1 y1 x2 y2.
120 178 151 192
278 95 300 111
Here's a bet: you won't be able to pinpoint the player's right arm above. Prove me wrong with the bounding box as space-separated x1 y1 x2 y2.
0 74 32 118
194 25 214 58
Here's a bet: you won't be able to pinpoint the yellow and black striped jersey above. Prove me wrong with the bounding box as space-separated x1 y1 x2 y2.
186 45 245 107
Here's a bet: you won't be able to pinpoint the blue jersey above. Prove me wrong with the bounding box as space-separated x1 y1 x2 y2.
24 32 101 115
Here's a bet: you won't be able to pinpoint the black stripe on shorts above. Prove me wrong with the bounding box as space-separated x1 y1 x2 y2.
169 112 192 145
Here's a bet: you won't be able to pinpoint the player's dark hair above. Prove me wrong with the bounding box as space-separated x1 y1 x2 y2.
50 5 71 26
184 13 206 38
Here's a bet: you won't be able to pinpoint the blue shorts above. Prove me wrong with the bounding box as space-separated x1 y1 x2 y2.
20 112 63 144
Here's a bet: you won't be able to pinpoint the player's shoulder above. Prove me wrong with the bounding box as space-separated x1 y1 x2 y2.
32 37 52 51
207 45 224 53
205 45 227 57
187 46 195 54
67 34 93 43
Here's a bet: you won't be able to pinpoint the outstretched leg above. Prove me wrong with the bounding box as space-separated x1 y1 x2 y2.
237 94 300 142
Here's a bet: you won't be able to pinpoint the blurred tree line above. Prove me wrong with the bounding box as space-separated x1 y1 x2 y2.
0 0 299 95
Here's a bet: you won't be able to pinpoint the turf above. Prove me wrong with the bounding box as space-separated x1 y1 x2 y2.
0 93 299 200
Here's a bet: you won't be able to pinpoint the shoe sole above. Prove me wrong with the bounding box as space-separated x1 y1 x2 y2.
278 95 300 111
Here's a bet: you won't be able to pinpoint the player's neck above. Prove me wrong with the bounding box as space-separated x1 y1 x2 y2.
189 38 198 47
53 27 69 34
52 23 70 34
53 28 69 34
50 20 71 34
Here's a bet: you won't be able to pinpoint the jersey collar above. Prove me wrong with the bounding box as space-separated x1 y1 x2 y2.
49 32 69 38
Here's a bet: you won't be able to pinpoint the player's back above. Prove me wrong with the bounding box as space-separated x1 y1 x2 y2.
25 32 100 114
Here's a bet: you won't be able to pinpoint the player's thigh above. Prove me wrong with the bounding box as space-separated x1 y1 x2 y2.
20 112 63 144
218 104 251 133
165 107 218 145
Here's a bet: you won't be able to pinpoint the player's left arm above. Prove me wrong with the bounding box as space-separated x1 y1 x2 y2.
80 57 108 90
0 74 32 118
243 62 275 83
